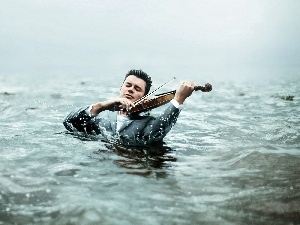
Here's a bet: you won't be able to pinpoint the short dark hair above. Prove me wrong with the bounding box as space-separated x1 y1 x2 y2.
125 69 152 95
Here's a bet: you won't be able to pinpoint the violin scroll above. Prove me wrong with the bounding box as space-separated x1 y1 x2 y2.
194 83 212 92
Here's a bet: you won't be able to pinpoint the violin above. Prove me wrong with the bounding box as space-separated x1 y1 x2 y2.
126 83 212 115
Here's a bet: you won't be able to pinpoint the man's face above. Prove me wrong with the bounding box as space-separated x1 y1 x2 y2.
120 75 146 102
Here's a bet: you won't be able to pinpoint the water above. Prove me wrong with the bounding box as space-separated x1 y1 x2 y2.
0 74 299 225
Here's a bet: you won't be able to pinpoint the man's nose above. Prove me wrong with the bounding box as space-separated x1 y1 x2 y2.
128 86 134 93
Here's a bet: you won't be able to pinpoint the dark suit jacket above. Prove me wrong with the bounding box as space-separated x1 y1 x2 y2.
63 103 181 146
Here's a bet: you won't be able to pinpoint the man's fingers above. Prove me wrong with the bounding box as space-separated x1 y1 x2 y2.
117 98 134 111
181 80 195 88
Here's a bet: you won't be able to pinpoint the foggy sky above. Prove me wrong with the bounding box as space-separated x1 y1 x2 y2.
1 0 299 80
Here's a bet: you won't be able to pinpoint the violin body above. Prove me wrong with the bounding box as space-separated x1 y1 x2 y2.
127 83 212 115
128 90 176 114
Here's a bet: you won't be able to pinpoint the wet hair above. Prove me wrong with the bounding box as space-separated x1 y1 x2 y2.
124 69 152 95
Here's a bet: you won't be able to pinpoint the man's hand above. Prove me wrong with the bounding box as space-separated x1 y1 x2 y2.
90 98 135 115
174 80 195 104
112 98 135 111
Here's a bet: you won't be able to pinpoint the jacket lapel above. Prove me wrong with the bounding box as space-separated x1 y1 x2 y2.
107 112 134 134
107 111 118 135
118 119 133 132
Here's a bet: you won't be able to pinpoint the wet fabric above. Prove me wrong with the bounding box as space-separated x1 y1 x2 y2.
63 103 181 146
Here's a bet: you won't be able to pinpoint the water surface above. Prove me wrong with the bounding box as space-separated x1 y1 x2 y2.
0 74 299 225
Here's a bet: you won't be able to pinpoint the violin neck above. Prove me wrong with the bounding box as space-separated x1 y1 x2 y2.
194 86 205 91
156 84 211 94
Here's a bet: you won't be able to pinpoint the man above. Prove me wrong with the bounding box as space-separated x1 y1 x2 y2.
63 69 195 146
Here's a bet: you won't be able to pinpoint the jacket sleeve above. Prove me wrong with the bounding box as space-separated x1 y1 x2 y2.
63 106 98 134
143 103 181 142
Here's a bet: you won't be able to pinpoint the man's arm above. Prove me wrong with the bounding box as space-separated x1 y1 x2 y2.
142 80 195 142
142 102 181 142
63 106 94 133
63 97 134 133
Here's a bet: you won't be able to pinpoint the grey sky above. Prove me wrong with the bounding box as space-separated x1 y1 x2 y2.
1 0 299 80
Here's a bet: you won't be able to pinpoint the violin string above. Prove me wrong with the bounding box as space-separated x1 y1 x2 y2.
133 77 176 106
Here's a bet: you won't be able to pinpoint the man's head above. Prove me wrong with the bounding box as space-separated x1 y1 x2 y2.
120 69 152 102
124 69 152 95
